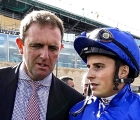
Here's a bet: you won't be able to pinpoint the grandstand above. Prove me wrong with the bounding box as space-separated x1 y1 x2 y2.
0 0 140 92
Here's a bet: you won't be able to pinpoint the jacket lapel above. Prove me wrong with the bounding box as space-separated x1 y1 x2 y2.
47 75 69 119
0 63 20 119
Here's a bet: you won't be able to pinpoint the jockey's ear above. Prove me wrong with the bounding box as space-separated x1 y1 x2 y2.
118 65 129 78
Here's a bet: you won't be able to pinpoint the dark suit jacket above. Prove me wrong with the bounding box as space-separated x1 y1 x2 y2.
0 63 84 120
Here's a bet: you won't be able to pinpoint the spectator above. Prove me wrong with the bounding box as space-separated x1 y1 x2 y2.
69 28 140 120
60 76 75 89
0 10 84 120
81 72 91 97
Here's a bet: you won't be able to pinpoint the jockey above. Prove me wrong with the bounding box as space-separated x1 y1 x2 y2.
69 28 140 120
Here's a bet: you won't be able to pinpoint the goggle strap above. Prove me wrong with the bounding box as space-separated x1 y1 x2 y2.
113 59 121 90
80 47 116 58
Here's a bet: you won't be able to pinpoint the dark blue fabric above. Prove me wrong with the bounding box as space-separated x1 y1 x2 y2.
69 84 140 120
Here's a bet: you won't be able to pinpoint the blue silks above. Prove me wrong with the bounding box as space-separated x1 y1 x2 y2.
69 84 140 120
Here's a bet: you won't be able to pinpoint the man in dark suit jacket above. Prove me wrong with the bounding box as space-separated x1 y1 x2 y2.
0 10 84 120
0 63 84 120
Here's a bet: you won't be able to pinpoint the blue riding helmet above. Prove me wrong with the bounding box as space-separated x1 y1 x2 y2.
74 28 140 78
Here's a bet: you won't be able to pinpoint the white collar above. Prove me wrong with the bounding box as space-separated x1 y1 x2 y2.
101 94 116 105
19 62 52 87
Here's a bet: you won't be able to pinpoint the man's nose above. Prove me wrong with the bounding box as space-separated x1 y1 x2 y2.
40 47 49 59
87 68 95 80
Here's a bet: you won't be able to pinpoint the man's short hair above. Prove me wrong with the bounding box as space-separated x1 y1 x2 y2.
59 76 73 84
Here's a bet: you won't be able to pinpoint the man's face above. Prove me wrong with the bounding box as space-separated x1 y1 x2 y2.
67 80 75 89
83 79 89 94
16 23 63 81
87 55 118 98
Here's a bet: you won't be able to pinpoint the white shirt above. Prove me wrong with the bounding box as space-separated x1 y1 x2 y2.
12 63 52 120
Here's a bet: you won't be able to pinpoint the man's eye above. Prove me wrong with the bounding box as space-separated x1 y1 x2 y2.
95 65 103 70
49 46 59 51
96 65 101 68
31 44 42 49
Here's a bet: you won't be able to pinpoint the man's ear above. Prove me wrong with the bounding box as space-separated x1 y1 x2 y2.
119 65 129 78
60 43 64 50
16 38 24 54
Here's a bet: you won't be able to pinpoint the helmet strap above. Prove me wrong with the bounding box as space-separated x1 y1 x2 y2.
113 59 134 90
113 59 121 90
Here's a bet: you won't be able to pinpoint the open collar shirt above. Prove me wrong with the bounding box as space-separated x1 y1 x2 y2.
12 63 52 120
